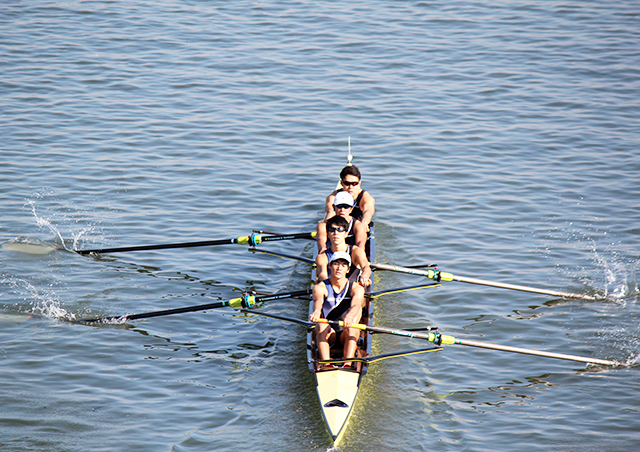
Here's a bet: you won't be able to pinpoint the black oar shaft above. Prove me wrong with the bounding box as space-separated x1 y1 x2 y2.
77 238 240 255
125 301 229 321
81 289 311 323
76 232 316 255
83 300 234 323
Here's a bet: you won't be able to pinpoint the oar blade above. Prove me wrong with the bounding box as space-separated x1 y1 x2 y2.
2 237 60 255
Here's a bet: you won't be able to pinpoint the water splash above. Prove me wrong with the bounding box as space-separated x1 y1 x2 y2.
1 277 76 321
22 190 109 251
28 199 67 248
593 246 639 299
534 223 639 300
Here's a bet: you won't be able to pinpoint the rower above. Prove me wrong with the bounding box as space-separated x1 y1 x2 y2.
323 164 375 231
316 216 371 287
310 251 366 369
315 191 367 254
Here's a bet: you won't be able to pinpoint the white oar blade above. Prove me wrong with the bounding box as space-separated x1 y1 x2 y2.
2 237 59 255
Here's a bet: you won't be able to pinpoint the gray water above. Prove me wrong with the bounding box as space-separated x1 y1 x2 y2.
2 1 639 450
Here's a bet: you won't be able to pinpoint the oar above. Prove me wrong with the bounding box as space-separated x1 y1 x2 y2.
318 319 618 366
76 232 316 255
82 289 312 323
366 282 440 298
371 262 598 300
248 247 316 265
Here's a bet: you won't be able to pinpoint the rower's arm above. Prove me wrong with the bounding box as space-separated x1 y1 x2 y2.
352 247 372 287
353 220 367 250
315 252 329 283
310 283 327 323
359 192 375 227
344 283 365 327
323 191 337 221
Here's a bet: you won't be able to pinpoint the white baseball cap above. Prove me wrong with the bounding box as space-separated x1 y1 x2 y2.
334 191 354 206
329 250 351 265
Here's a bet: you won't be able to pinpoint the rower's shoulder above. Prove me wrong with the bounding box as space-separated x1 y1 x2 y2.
326 189 339 199
350 244 369 261
361 189 375 202
313 279 329 293
350 280 366 296
352 218 367 229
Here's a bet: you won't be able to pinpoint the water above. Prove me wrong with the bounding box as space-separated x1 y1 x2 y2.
2 1 639 450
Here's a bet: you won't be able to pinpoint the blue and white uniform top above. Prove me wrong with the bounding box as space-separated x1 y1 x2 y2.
321 279 353 321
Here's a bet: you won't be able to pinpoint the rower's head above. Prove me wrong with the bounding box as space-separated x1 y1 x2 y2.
333 191 354 218
329 250 351 278
339 165 361 195
326 216 349 244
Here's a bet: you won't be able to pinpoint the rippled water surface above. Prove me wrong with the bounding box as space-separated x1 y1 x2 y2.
2 1 639 451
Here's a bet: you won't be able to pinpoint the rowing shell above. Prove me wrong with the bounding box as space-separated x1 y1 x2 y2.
307 224 375 444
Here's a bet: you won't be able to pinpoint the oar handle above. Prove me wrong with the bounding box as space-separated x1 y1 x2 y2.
317 319 438 337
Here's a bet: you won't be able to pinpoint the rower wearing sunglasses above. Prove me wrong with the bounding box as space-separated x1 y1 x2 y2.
316 164 374 253
315 216 372 288
316 191 368 254
324 165 375 229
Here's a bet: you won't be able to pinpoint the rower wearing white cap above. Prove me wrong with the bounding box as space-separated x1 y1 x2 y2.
315 215 372 288
315 190 368 254
310 250 366 368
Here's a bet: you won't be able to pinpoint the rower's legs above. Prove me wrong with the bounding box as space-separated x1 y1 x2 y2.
316 322 335 362
341 304 362 365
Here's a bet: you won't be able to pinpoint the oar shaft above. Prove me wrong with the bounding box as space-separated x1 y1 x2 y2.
319 319 617 366
77 238 242 255
371 262 595 300
82 289 311 323
261 232 316 242
83 299 237 323
452 275 596 300
456 338 617 366
76 232 316 255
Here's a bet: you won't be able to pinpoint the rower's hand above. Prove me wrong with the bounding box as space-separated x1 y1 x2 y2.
343 316 355 328
358 275 371 287
310 309 322 323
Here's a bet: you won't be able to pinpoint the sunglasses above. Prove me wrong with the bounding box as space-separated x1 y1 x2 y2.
341 179 359 187
335 204 352 210
327 226 347 233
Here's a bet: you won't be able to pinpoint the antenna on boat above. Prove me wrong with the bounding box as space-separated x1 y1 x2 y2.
347 136 353 166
